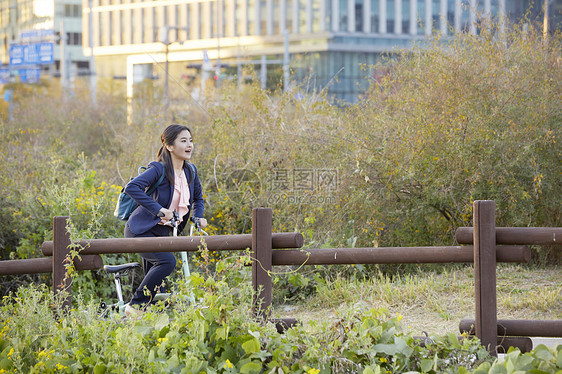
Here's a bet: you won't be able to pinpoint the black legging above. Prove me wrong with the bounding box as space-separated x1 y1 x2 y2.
124 223 176 307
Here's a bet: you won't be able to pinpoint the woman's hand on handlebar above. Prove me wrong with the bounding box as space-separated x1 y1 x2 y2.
194 217 208 228
157 208 174 221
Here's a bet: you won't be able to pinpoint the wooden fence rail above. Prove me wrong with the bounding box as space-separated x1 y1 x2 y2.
455 227 561 245
0 255 102 275
40 233 304 256
0 201 559 356
271 246 530 265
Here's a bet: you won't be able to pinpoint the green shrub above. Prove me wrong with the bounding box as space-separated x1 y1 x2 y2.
1 269 560 374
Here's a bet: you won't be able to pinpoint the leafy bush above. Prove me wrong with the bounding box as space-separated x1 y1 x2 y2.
0 270 560 373
470 345 562 374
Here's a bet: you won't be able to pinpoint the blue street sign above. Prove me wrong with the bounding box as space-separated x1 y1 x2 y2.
18 68 41 83
9 42 54 66
0 67 10 84
4 89 13 102
20 30 40 40
40 29 55 39
9 45 24 66
20 29 54 41
38 43 54 63
0 66 42 84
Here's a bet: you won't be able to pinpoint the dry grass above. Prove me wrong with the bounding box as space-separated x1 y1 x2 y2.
273 265 561 337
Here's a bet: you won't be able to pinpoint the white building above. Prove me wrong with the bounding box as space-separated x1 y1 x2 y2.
2 1 558 100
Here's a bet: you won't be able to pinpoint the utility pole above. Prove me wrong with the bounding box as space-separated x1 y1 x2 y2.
543 0 550 42
159 26 170 112
216 0 222 88
283 29 289 92
88 0 97 106
60 21 68 92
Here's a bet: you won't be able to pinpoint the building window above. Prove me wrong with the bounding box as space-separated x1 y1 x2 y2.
66 32 82 45
387 0 394 33
64 4 81 17
339 0 347 31
371 0 379 33
355 3 363 31
402 0 411 34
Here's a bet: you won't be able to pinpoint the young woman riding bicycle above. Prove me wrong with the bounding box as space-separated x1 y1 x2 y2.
123 124 207 316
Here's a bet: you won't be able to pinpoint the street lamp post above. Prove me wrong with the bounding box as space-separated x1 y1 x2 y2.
159 26 170 112
543 0 550 42
159 26 189 112
88 0 97 106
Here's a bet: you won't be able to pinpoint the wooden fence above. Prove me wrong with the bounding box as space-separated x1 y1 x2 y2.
0 200 560 355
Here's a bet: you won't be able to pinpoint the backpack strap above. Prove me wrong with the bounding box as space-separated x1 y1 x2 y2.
146 162 165 195
188 163 196 176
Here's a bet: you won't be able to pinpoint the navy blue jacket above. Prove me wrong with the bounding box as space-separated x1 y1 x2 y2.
124 161 204 235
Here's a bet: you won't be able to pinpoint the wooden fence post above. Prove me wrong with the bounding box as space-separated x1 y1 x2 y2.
53 216 71 311
252 208 272 318
473 200 497 355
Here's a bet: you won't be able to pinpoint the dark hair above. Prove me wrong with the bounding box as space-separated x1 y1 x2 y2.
157 124 193 185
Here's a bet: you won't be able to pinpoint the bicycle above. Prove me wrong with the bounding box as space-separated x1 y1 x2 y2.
98 213 208 318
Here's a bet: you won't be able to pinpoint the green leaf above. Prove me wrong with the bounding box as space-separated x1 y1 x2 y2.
165 354 180 370
0 358 12 370
532 345 554 362
473 362 492 374
362 366 381 374
372 337 412 357
214 326 229 341
154 314 170 332
148 348 156 363
488 364 507 374
216 260 226 273
93 363 106 374
447 332 461 349
159 326 170 339
133 324 153 336
239 361 262 374
420 359 433 373
242 337 261 354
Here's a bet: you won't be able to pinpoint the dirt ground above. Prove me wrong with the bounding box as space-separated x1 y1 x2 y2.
273 266 561 342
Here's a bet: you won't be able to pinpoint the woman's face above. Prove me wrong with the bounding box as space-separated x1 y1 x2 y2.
167 129 193 162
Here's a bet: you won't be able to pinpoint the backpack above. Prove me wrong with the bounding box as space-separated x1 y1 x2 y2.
114 163 165 221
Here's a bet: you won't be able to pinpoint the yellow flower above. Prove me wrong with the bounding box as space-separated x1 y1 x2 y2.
7 348 14 357
306 369 320 374
55 363 67 370
224 359 234 369
379 357 387 363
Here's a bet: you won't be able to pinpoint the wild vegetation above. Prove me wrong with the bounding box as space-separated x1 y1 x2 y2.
0 21 560 373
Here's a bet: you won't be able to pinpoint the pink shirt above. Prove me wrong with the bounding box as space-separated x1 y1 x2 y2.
160 170 190 225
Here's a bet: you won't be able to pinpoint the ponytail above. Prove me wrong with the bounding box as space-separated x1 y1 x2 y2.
157 145 175 185
157 124 194 185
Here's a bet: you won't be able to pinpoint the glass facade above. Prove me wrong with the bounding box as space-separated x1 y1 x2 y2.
82 0 528 48
291 49 380 102
67 0 561 102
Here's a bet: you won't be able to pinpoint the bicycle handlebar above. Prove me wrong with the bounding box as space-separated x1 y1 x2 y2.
170 211 180 228
190 216 201 231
